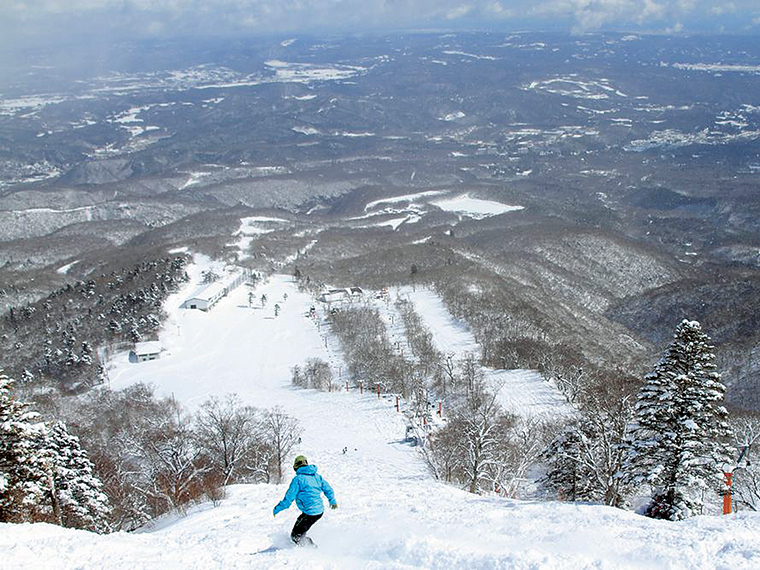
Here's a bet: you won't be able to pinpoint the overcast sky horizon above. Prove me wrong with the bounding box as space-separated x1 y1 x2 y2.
2 0 760 54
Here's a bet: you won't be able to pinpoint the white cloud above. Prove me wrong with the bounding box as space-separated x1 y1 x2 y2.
486 1 514 17
529 0 670 31
446 4 473 19
710 2 736 15
1 0 759 48
642 0 665 19
146 20 164 35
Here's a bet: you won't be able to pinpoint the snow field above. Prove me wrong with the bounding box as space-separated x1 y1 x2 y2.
5 471 760 569
360 190 523 227
4 257 760 568
396 287 573 419
430 194 524 219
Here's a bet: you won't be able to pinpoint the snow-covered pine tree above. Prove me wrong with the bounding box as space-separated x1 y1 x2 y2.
623 320 732 520
0 371 53 523
47 422 111 533
541 425 596 502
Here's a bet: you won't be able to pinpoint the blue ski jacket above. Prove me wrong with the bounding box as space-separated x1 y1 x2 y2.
273 464 336 516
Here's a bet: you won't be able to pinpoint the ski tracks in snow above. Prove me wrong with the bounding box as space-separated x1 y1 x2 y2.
6 271 760 569
394 287 573 419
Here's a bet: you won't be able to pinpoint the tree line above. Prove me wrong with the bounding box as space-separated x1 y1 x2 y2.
1 374 301 532
319 297 759 520
1 256 190 392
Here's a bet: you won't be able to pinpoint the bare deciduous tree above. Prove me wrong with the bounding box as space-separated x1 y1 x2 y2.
195 394 265 485
432 382 507 494
486 416 555 498
435 353 458 403
732 414 760 512
132 399 208 513
265 407 302 483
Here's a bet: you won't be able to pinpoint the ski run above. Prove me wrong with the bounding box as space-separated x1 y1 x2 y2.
3 255 760 570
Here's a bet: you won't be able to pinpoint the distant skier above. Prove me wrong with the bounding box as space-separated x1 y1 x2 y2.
273 455 338 546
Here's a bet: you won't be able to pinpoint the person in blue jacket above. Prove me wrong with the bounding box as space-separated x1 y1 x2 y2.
273 455 338 545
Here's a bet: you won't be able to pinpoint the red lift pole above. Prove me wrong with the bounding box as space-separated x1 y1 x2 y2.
723 444 751 515
723 472 733 515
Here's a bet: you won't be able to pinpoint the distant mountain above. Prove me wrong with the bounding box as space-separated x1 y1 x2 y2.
2 31 760 408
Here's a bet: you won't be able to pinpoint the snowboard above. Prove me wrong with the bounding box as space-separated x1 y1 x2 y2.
295 536 317 548
253 534 316 554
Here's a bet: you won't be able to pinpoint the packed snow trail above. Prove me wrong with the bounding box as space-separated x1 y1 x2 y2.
3 272 760 569
396 287 572 419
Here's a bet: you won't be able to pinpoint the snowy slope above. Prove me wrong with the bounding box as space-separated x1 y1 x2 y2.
3 263 760 569
4 477 760 570
397 287 572 419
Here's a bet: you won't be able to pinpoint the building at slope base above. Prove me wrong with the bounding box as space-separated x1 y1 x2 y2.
181 267 250 311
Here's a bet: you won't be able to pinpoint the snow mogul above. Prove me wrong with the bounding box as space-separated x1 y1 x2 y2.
273 455 338 546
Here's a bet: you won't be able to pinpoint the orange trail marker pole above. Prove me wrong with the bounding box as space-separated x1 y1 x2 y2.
396 396 399 412
438 401 442 416
723 472 733 515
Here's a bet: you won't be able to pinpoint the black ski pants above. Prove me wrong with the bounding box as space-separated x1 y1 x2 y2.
291 512 323 543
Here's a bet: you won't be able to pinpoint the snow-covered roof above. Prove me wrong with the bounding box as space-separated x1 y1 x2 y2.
319 290 348 303
190 281 227 302
185 269 243 303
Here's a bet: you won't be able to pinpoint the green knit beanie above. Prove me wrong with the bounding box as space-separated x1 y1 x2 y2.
293 455 308 470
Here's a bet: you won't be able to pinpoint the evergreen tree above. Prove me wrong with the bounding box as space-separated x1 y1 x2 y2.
623 320 732 520
542 392 633 507
0 371 53 523
541 426 594 502
47 422 111 533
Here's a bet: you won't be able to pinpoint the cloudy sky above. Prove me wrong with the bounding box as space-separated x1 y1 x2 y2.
2 0 759 50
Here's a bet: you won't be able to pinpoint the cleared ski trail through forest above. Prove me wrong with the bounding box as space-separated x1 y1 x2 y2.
397 287 572 419
3 269 760 569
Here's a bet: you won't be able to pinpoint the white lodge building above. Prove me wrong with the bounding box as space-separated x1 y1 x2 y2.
317 286 364 309
181 267 249 311
131 342 162 363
